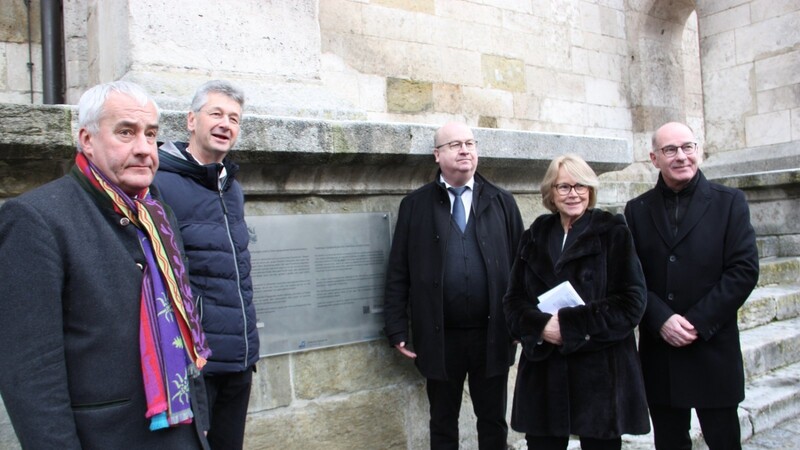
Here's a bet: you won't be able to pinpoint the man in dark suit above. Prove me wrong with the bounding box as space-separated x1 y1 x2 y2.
0 81 211 449
624 122 759 449
384 122 524 449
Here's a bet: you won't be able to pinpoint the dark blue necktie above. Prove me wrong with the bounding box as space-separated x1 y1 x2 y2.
449 186 467 232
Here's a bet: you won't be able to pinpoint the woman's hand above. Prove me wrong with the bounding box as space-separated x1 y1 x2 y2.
542 315 563 345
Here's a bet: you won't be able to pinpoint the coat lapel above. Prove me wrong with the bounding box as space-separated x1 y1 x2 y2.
673 173 712 246
646 189 677 248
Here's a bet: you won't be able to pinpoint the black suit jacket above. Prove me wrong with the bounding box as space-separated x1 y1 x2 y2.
624 170 759 408
383 171 524 380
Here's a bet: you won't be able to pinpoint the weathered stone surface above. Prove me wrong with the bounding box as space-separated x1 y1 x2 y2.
249 355 293 413
386 78 432 113
481 54 525 92
293 341 417 400
243 386 414 450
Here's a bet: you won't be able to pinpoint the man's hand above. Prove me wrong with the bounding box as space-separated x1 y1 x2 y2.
542 315 563 345
659 314 698 347
394 342 417 359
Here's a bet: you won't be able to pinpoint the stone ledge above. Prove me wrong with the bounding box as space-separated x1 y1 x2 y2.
0 103 633 197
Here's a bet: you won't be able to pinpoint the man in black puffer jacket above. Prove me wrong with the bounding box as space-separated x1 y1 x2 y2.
154 80 259 450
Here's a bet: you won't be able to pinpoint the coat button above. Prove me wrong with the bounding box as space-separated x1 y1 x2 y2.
669 255 676 262
584 334 591 341
667 293 674 301
136 263 144 271
120 217 130 226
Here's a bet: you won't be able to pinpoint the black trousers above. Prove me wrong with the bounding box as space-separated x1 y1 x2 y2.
525 435 621 450
426 328 509 450
649 404 741 450
204 367 254 450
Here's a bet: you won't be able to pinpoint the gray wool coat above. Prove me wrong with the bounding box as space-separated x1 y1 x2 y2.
0 174 209 449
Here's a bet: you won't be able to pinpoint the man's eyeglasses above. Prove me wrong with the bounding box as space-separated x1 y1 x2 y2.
553 183 589 196
435 140 478 151
660 142 697 158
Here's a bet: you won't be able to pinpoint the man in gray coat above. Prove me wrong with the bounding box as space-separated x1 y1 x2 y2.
0 81 211 449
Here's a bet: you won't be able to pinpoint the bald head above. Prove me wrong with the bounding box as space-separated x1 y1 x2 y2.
433 122 478 187
650 121 701 191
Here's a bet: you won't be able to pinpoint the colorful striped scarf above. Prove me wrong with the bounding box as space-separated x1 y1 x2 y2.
73 153 210 430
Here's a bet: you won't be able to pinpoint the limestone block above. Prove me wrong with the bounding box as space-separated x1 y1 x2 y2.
491 29 531 61
5 43 41 93
0 0 39 43
576 32 628 56
478 116 498 128
461 86 514 118
0 43 6 91
775 288 800 322
735 11 800 63
700 3 750 37
579 1 603 35
793 108 800 140
755 198 800 238
127 0 320 79
0 103 74 151
362 3 417 42
738 289 777 331
481 54 525 92
525 66 585 102
745 110 791 147
292 341 417 400
586 104 631 130
248 354 292 413
319 0 364 35
740 317 800 380
357 74 387 113
750 0 800 23
438 0 503 27
755 51 800 92
703 63 752 122
571 47 625 82
586 78 625 107
503 10 540 33
386 77 432 113
740 363 800 434
757 257 800 289
244 386 414 450
433 83 463 114
372 0 435 14
413 13 463 49
512 92 540 120
462 22 496 59
540 98 588 126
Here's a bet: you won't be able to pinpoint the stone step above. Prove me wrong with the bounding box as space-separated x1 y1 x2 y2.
739 284 800 331
741 316 800 381
757 257 800 288
616 361 800 449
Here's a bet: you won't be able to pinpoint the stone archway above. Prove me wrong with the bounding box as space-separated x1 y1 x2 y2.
627 0 702 162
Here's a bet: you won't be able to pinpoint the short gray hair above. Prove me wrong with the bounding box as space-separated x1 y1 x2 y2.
190 80 245 113
77 81 159 152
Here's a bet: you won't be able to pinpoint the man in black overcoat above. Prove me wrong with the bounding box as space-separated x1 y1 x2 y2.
383 122 524 449
624 122 759 449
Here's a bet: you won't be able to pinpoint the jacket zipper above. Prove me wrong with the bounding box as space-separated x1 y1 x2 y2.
219 187 250 371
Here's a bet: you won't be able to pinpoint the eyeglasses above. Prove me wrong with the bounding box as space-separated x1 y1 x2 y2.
435 140 478 151
660 142 697 158
553 183 589 196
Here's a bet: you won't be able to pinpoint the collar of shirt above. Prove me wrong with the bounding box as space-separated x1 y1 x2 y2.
440 175 475 220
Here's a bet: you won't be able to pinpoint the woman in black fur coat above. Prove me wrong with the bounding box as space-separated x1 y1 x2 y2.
503 154 650 450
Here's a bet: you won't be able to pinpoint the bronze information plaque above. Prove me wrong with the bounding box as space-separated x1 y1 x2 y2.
247 212 391 356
